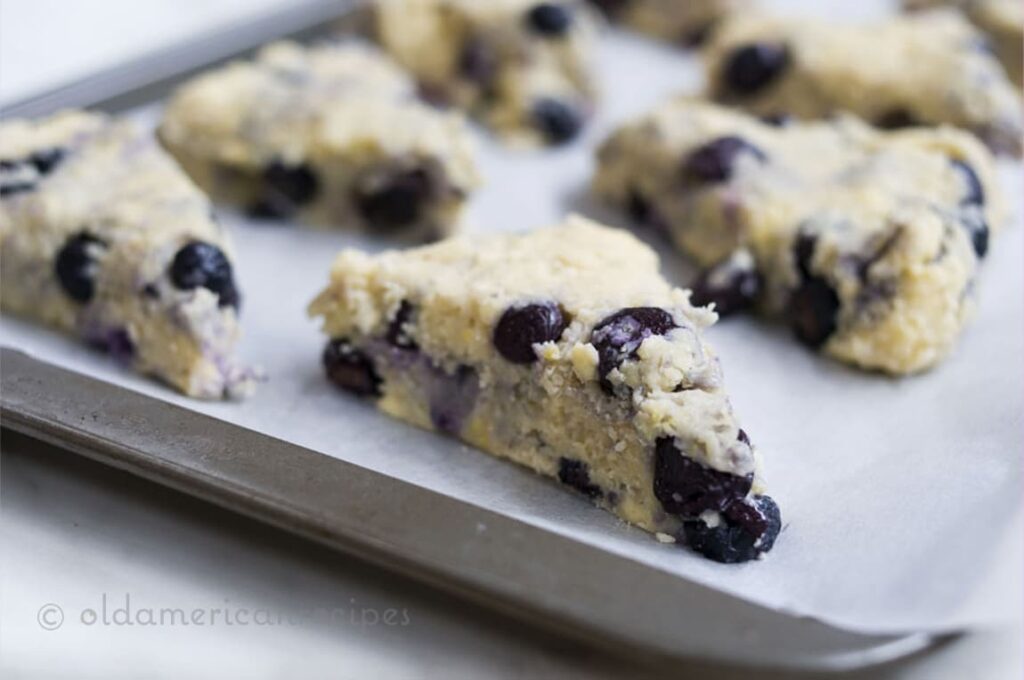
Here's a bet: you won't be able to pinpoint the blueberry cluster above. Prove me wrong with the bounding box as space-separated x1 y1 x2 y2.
656 436 781 563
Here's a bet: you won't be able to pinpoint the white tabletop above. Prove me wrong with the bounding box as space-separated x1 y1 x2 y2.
1 1 1021 677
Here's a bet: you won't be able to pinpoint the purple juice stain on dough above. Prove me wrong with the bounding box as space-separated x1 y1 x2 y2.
427 364 480 435
85 326 136 365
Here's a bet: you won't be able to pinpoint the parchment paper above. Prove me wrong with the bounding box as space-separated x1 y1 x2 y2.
2 0 1021 637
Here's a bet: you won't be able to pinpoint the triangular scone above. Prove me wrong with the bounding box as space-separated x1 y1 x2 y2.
310 215 780 563
595 98 1003 374
0 110 257 399
159 41 480 241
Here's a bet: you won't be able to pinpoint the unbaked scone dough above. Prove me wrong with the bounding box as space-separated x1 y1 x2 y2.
160 41 480 241
1 110 257 398
309 215 781 563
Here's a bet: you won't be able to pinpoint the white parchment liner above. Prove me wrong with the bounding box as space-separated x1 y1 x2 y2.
2 1 1021 636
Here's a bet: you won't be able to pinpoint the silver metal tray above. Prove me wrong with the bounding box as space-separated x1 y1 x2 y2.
0 1 941 670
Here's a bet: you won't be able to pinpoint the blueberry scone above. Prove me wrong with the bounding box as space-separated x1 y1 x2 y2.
587 0 744 46
375 0 599 146
594 98 1003 374
904 0 1023 88
159 41 480 241
703 10 1024 155
309 216 781 563
0 111 256 398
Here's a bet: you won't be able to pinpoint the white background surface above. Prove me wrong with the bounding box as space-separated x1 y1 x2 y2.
1 0 1023 677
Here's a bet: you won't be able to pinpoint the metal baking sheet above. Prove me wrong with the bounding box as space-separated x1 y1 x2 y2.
2 0 1020 670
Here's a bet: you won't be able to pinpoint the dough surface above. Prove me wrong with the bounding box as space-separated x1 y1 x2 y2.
1 111 256 398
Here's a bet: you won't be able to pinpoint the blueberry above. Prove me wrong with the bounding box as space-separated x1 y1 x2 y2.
793 232 817 279
526 3 573 37
653 437 753 516
458 38 498 88
591 307 676 393
682 495 781 563
962 213 990 259
531 99 583 145
689 254 761 317
493 301 568 364
30 147 66 174
625 188 669 234
681 21 715 47
557 458 602 499
789 277 839 348
355 166 435 231
683 136 767 183
247 194 296 220
626 189 651 223
323 339 381 397
0 147 65 178
0 182 36 197
386 300 418 350
54 232 107 303
169 241 240 309
787 233 839 345
875 108 918 130
722 43 789 96
265 161 319 204
951 159 985 206
250 161 319 218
